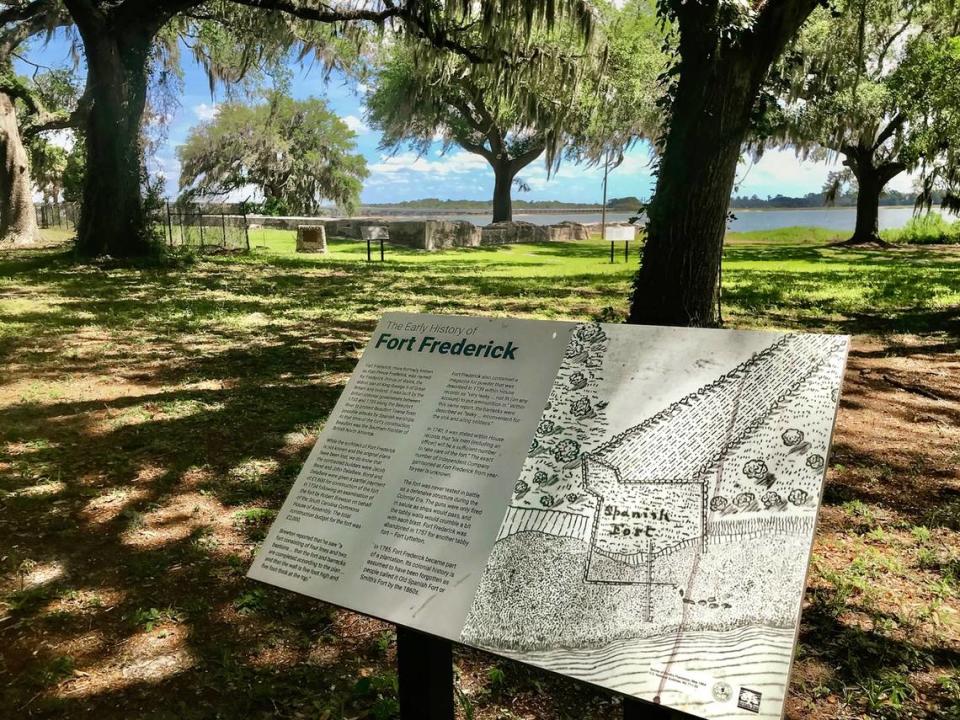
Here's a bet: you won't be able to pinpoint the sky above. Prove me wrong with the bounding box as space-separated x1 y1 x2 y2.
19 33 918 207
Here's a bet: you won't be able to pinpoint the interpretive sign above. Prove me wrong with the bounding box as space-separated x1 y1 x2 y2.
602 225 636 241
248 312 849 720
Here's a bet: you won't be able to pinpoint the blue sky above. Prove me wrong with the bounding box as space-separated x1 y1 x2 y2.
19 34 917 206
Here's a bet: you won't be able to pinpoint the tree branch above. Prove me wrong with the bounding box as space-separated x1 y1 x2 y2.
456 137 494 162
872 112 904 152
0 0 51 26
509 142 544 173
0 70 90 135
230 0 491 64
747 0 824 70
228 0 400 25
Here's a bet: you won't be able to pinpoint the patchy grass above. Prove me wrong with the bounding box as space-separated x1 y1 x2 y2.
0 230 958 720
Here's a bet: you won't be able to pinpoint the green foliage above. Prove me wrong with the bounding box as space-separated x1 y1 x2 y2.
33 655 76 686
606 196 643 210
883 214 960 245
889 33 960 209
352 672 400 720
233 507 277 541
61 135 86 204
178 91 367 214
27 138 68 202
233 589 268 615
566 0 666 162
768 0 960 209
365 1 657 187
129 606 181 631
486 665 507 693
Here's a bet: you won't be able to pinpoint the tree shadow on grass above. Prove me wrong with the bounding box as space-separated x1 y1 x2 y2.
2 241 957 719
798 595 960 718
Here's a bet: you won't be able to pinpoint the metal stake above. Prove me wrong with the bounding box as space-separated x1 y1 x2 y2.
396 626 454 720
623 698 674 720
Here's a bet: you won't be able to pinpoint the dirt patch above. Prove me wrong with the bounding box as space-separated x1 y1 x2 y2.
0 247 957 720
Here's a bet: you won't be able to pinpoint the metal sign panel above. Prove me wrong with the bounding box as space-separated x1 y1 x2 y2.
249 312 849 720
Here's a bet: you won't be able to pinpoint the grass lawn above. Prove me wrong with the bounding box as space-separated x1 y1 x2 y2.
1 229 958 720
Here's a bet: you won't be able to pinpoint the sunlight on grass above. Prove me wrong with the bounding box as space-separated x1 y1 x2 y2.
0 231 957 719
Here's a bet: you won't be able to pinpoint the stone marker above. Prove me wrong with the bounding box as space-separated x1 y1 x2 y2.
296 225 327 253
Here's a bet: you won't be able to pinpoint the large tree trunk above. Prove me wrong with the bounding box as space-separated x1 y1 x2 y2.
844 150 903 246
851 168 882 244
628 0 820 327
628 56 756 327
0 93 38 246
73 28 153 257
492 160 513 223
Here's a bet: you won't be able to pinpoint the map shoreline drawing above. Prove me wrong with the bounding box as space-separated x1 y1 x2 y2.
248 312 849 720
461 325 849 719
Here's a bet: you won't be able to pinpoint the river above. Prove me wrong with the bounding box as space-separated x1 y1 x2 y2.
355 206 935 231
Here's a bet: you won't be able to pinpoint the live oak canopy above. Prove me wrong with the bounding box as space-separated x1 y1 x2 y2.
177 92 368 215
764 0 960 245
37 0 596 257
365 0 664 223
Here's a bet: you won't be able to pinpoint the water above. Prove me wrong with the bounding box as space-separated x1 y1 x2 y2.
356 206 932 231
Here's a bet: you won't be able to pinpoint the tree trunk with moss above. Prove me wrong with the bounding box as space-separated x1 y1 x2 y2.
0 92 38 245
843 146 904 246
72 27 154 256
628 0 822 327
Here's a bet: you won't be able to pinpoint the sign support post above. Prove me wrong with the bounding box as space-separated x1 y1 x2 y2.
623 698 675 719
396 626 455 720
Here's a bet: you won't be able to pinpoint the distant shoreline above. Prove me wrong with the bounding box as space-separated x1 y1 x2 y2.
357 204 919 216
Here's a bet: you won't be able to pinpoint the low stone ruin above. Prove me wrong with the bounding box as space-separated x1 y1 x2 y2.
481 221 590 244
387 220 481 250
261 214 596 251
295 225 327 253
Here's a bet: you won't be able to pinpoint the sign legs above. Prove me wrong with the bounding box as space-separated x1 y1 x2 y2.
396 626 455 720
623 698 674 719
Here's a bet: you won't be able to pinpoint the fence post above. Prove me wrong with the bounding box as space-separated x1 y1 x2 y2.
221 211 227 248
199 212 205 251
241 208 250 252
166 201 174 247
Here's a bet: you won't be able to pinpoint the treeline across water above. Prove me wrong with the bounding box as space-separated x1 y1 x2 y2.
730 189 931 209
360 190 934 214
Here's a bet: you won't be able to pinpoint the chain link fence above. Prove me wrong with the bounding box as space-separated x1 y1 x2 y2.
35 202 78 231
164 202 250 252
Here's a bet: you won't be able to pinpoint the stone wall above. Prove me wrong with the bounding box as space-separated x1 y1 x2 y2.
248 214 594 249
480 221 590 245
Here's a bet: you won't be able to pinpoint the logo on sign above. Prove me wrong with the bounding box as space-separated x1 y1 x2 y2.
737 687 762 713
712 682 732 702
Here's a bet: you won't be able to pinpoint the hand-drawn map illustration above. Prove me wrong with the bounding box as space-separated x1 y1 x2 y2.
461 325 849 720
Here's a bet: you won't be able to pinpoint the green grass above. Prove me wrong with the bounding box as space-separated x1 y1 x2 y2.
883 214 960 245
0 227 957 720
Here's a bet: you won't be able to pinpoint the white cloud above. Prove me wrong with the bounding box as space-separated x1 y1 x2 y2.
735 148 923 197
356 83 368 93
735 149 835 195
42 129 75 152
193 103 220 121
367 151 489 184
342 115 368 134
